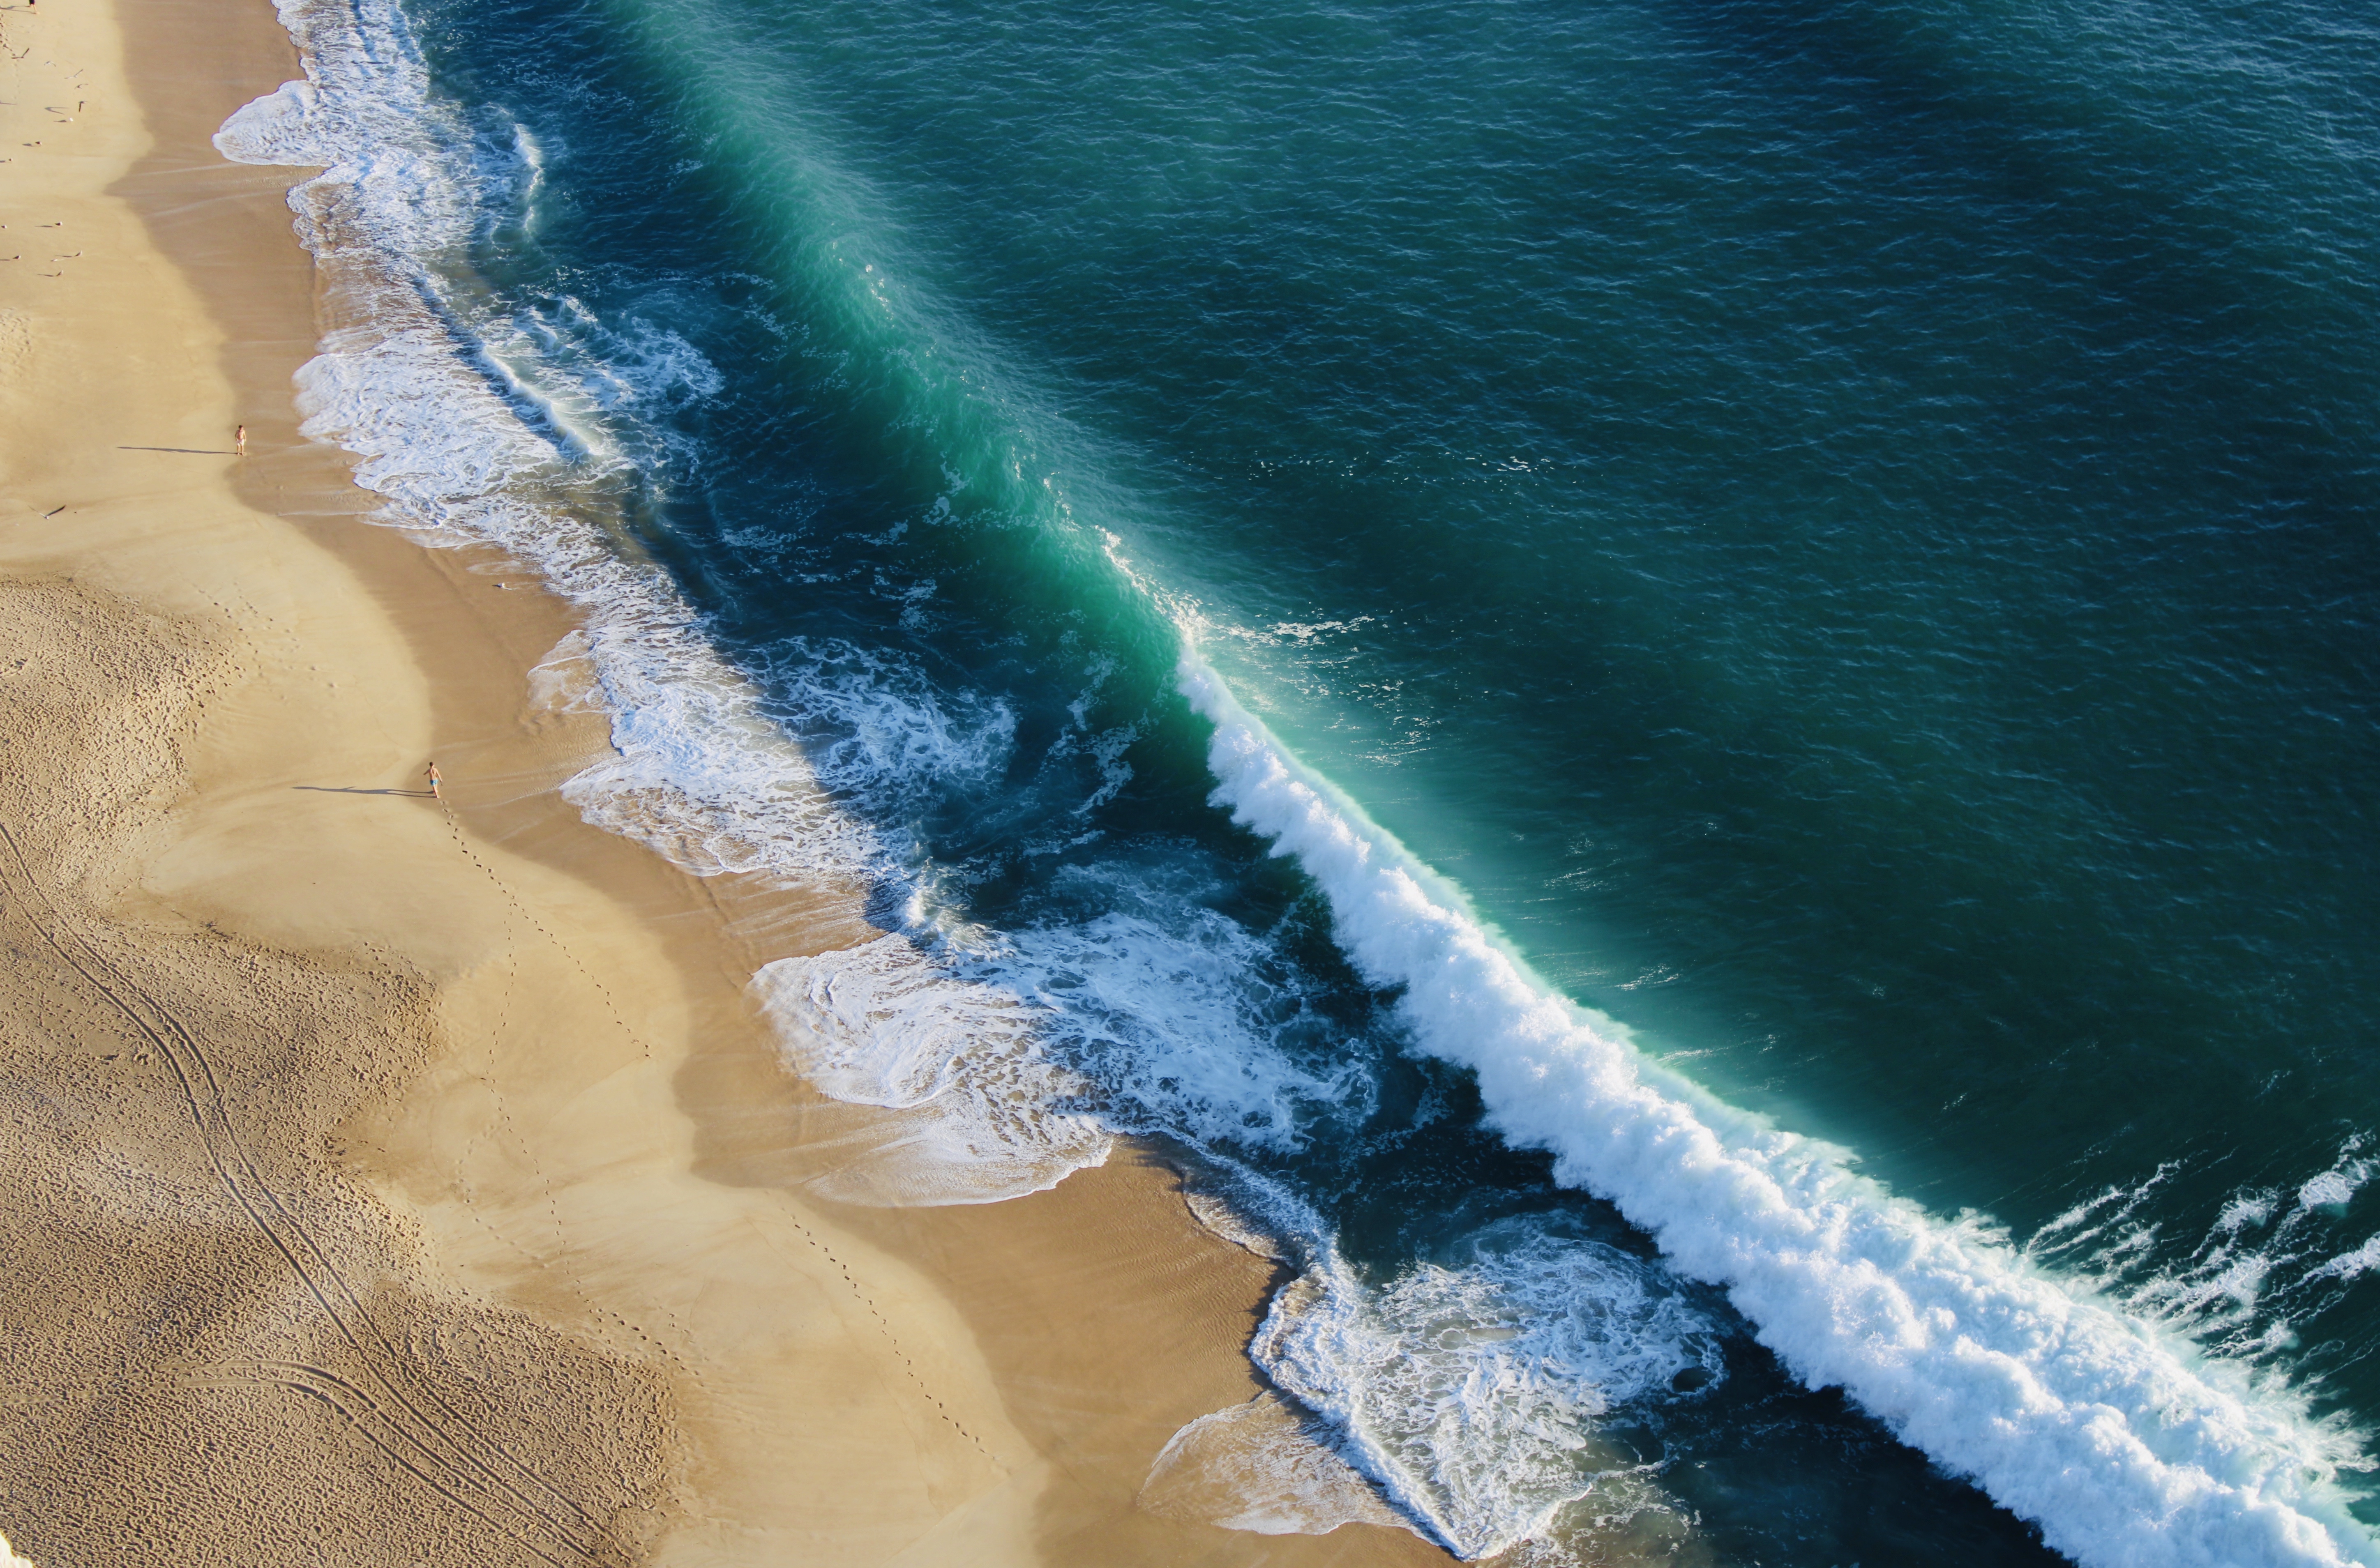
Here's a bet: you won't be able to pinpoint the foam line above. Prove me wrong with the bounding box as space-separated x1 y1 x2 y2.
1180 649 2379 1568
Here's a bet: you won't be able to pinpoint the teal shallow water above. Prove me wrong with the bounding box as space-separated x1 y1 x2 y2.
224 0 2380 1559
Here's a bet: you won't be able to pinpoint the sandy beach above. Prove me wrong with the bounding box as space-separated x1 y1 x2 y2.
0 1 1453 1564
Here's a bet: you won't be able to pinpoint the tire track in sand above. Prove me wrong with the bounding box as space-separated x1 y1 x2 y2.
0 821 630 1567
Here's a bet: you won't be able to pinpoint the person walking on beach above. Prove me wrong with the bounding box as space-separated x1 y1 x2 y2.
234 424 247 458
424 761 443 801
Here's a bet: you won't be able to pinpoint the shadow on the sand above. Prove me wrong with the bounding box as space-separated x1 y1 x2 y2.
292 785 438 798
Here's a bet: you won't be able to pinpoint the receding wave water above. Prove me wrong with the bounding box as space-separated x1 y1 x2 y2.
215 0 2380 1561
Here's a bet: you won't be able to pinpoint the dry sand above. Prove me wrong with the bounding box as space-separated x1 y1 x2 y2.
0 1 1456 1565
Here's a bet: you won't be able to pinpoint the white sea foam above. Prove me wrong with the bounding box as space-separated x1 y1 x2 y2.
1181 649 2380 1568
2301 1144 2374 1212
751 935 1112 1204
1002 866 1379 1151
1252 1217 1723 1558
1140 1391 1418 1538
2310 1239 2380 1285
746 862 1381 1201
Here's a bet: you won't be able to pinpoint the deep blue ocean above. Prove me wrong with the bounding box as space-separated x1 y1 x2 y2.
223 0 2380 1561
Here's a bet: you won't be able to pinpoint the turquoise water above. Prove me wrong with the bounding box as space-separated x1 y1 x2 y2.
226 0 2380 1561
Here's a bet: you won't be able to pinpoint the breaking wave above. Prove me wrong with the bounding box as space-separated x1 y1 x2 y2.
1184 656 2380 1568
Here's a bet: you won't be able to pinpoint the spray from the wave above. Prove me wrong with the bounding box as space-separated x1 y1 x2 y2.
2022 1140 2380 1367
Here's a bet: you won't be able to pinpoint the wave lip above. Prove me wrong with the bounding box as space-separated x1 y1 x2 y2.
1181 649 2380 1568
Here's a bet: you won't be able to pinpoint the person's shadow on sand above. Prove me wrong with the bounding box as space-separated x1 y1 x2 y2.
292 785 438 798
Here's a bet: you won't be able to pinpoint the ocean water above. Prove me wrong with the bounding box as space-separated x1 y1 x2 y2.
217 0 2380 1562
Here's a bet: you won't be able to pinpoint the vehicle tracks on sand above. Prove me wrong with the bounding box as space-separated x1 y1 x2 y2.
0 820 632 1567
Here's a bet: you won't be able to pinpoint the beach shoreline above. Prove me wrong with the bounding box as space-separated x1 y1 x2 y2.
0 1 1456 1564
0 0 2358 1563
